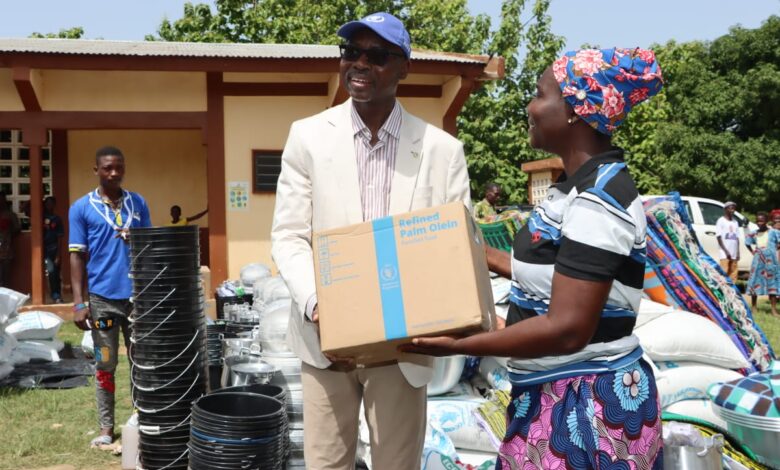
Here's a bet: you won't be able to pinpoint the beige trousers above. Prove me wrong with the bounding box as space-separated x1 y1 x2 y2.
301 362 427 470
720 258 738 282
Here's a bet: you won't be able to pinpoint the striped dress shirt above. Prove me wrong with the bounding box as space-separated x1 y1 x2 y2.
351 101 402 221
304 101 403 319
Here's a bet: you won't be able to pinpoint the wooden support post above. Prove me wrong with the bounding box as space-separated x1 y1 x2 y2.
23 127 47 304
206 73 227 292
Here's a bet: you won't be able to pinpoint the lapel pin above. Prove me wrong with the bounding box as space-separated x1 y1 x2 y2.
411 151 420 159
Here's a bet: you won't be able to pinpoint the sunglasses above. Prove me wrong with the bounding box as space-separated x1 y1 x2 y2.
339 44 405 66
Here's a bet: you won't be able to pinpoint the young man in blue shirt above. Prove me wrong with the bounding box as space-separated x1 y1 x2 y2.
69 146 151 447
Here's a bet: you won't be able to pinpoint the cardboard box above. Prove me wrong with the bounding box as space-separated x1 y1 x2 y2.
314 202 496 364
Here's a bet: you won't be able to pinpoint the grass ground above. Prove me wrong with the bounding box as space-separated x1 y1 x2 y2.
1 299 779 469
752 297 780 352
0 323 130 470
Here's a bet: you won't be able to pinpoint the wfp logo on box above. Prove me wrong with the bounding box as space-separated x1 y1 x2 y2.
380 264 397 282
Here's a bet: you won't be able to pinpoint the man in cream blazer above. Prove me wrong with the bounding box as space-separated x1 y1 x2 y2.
271 12 470 470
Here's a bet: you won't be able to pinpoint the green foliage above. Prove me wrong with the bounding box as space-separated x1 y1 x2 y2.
148 0 564 204
459 0 564 203
612 89 671 195
616 17 780 211
29 27 85 39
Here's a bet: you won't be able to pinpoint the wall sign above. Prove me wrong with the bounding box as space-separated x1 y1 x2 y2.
228 181 249 211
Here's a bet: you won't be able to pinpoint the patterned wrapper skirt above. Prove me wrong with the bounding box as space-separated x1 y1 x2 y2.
747 246 779 296
497 359 663 470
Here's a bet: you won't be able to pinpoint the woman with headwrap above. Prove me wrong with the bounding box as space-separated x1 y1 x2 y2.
404 48 664 469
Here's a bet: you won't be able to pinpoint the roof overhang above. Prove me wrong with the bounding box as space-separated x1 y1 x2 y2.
0 38 504 81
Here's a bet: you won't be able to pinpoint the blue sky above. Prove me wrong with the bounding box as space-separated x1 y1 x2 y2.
2 0 777 51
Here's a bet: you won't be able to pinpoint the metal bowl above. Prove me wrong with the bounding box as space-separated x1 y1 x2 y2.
427 355 466 396
230 361 278 386
712 403 780 466
221 337 261 358
221 354 277 387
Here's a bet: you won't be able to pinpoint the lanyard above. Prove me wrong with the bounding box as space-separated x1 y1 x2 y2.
88 188 134 231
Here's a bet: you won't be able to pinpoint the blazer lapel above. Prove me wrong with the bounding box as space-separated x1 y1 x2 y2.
389 106 424 215
327 100 363 224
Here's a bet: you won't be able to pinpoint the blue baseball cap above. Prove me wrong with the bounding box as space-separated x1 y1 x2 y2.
337 12 411 59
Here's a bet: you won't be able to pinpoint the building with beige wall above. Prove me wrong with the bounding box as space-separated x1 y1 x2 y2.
0 38 502 304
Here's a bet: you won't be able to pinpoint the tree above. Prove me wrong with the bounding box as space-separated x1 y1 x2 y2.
459 0 564 203
632 17 780 211
612 77 671 195
29 27 85 39
149 0 564 204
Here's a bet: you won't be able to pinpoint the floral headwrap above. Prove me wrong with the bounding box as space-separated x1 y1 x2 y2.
553 47 663 135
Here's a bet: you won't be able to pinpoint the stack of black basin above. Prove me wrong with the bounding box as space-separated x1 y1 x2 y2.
189 391 287 469
129 225 207 470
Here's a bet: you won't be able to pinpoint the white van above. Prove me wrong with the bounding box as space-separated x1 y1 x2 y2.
644 196 755 275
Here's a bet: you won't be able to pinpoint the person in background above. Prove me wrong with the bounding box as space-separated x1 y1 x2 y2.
19 199 31 230
167 205 207 226
0 191 20 287
746 212 780 315
716 201 741 282
69 146 152 447
271 12 470 469
473 182 502 221
43 196 64 303
404 47 664 469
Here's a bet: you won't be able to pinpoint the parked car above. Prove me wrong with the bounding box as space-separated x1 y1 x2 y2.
644 195 756 275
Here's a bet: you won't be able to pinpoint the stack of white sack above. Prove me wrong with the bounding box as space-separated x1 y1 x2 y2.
0 288 31 379
422 357 501 469
490 275 510 322
635 298 746 429
6 309 65 362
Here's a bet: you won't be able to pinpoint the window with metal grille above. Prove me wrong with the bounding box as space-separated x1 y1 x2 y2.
0 129 53 231
252 150 282 193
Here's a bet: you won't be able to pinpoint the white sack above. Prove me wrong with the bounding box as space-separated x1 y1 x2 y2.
6 310 63 341
635 298 674 328
9 348 30 366
663 399 728 429
0 331 18 362
458 450 497 469
422 448 496 470
81 330 95 358
655 361 743 407
427 399 497 453
0 287 29 325
478 357 511 392
634 310 749 369
494 304 508 321
16 338 63 362
0 361 13 381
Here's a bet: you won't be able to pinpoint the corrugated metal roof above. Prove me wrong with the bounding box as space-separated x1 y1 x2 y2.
0 38 489 64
